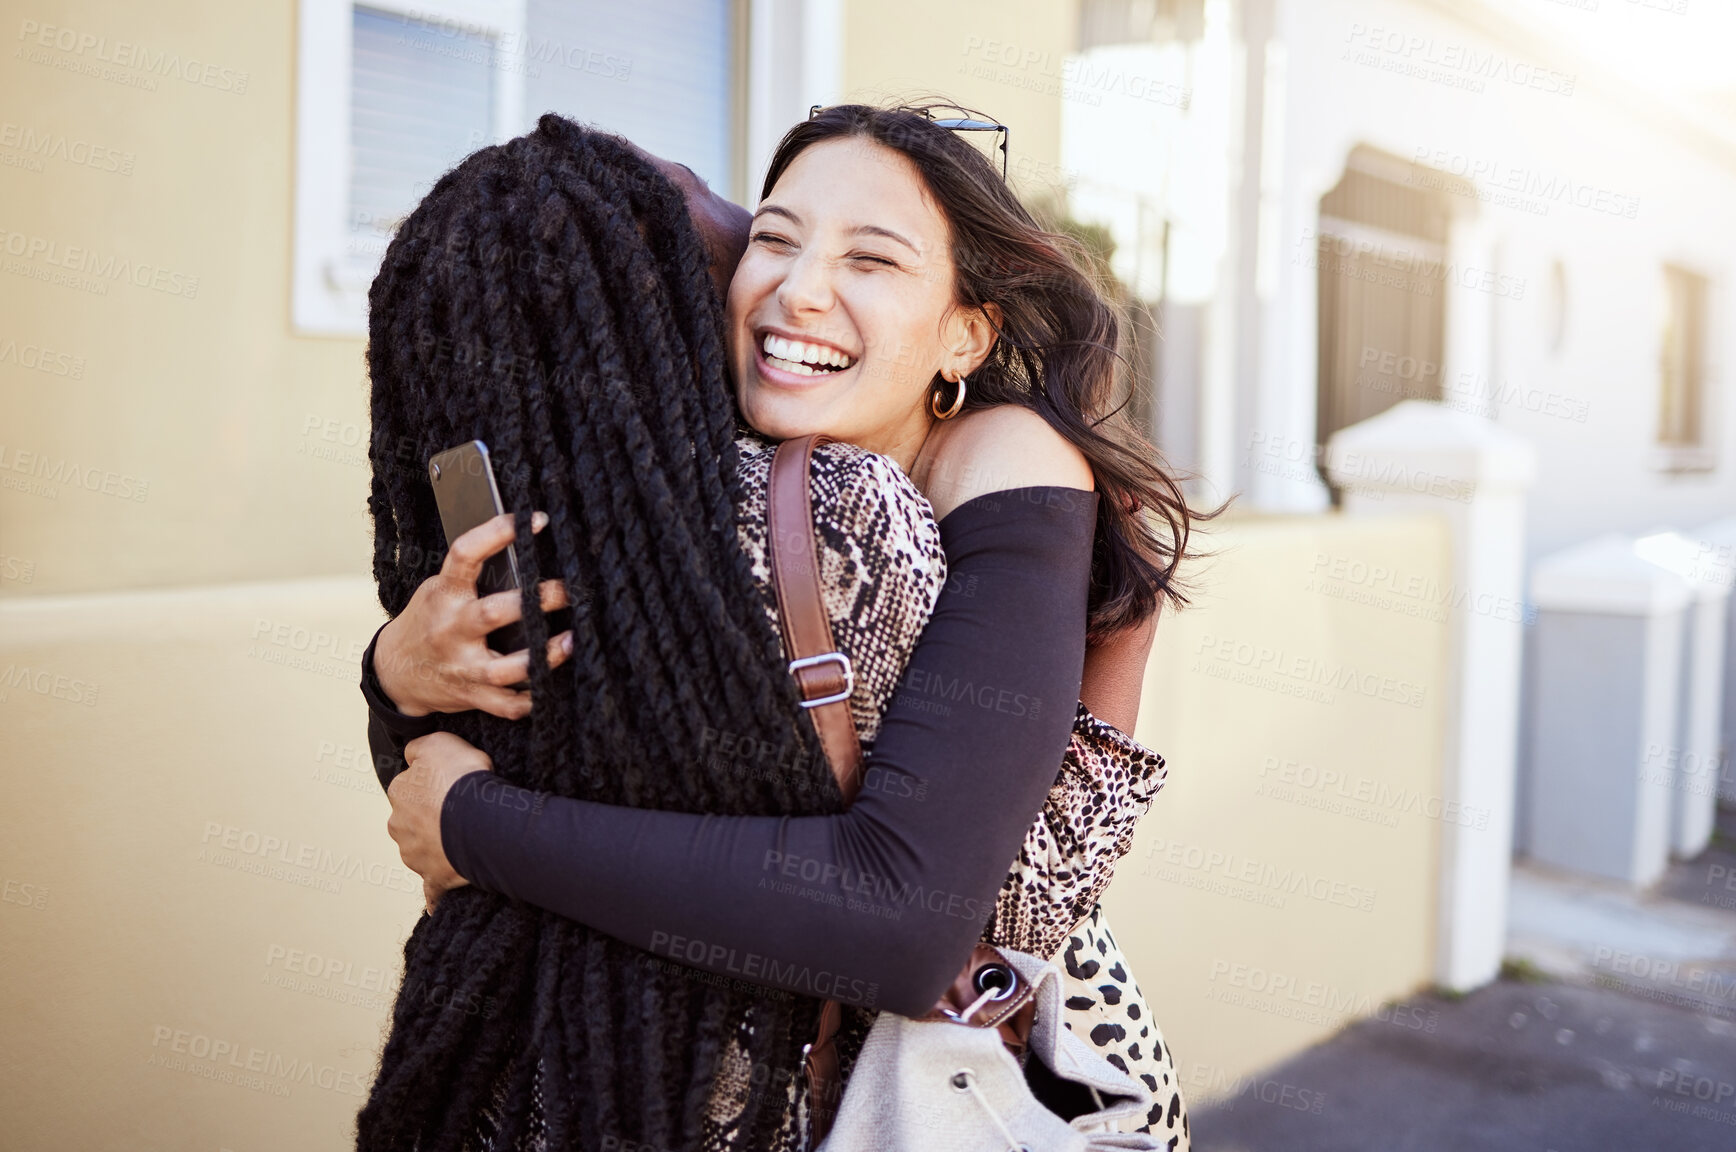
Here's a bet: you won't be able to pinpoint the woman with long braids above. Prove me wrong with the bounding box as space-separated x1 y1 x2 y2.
357 115 862 1152
369 105 1204 1149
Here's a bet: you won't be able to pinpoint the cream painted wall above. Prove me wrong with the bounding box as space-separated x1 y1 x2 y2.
0 578 401 1151
0 0 373 598
840 0 1073 178
1107 512 1450 1103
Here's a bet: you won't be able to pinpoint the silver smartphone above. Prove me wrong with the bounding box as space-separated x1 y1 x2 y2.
428 440 526 653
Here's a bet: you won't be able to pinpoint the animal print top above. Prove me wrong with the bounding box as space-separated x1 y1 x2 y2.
698 436 1170 1151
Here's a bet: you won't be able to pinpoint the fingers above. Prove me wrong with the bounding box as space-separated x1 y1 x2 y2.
480 631 573 688
441 511 548 586
442 514 516 585
471 685 534 721
469 578 571 637
483 649 530 687
404 730 467 760
470 588 526 633
537 579 570 612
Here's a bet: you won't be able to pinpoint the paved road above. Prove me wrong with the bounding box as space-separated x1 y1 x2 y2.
1193 960 1736 1151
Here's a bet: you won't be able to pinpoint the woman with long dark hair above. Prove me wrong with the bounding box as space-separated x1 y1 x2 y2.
368 106 1205 1150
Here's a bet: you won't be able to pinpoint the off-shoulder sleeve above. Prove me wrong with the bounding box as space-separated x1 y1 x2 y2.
442 487 1097 1017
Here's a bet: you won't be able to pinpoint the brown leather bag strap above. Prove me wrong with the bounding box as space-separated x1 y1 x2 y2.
767 434 863 798
916 942 1038 1056
769 438 1033 1136
803 999 845 1138
766 435 864 1142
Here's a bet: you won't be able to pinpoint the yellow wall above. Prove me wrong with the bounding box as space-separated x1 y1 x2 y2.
841 0 1073 180
1107 512 1451 1102
0 0 372 598
0 578 400 1151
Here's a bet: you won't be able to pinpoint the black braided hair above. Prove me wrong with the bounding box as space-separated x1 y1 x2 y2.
358 113 840 1152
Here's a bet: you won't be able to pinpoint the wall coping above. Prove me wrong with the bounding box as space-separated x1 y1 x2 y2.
1531 534 1695 616
0 576 381 645
1325 401 1538 496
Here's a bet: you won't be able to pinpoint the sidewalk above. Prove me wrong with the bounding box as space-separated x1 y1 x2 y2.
1192 812 1736 1151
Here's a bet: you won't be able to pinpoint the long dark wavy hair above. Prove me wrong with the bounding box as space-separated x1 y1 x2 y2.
359 113 838 1151
765 103 1213 641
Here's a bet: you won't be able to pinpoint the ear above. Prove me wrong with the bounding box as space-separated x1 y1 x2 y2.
943 301 1003 380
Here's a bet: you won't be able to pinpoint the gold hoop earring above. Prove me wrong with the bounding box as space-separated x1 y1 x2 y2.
931 375 967 420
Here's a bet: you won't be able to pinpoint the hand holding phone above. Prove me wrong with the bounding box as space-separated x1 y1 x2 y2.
429 440 526 654
370 444 575 721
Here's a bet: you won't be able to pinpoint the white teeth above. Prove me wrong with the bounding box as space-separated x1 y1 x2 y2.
760 332 855 372
767 355 819 375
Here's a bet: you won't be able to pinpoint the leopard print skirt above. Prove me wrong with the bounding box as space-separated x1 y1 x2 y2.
1059 905 1191 1151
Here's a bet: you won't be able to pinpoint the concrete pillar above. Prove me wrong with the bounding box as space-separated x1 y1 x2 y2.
1325 399 1536 992
1634 531 1731 858
1529 536 1692 887
1686 515 1736 805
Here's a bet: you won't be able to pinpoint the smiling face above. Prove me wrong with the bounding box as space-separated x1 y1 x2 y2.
727 136 997 467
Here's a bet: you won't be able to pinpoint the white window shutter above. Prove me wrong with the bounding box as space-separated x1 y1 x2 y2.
344 7 498 281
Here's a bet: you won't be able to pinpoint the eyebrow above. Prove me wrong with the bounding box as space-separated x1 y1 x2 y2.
752 204 922 257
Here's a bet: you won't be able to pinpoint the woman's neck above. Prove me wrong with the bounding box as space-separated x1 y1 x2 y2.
905 418 954 502
858 412 936 479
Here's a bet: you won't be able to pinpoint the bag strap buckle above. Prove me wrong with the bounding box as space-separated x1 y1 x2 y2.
790 651 854 709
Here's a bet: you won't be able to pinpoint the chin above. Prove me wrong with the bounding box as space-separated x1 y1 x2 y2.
740 387 833 442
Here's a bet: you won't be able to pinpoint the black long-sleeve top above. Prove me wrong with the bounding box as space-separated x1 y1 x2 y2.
365 486 1097 1017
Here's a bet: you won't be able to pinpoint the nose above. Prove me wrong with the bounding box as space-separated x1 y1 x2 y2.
775 247 834 316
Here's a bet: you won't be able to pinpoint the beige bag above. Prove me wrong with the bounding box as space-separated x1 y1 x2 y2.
816 944 1161 1152
766 437 1161 1151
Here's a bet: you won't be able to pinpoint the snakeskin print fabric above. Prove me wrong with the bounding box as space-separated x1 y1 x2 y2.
474 435 1176 1151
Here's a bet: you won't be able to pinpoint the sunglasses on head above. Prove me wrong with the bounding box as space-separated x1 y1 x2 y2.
808 105 1010 180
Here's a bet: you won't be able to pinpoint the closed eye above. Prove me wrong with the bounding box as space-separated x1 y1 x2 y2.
850 252 898 268
751 231 795 249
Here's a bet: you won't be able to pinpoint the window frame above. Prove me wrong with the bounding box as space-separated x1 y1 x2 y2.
1652 262 1715 474
293 0 526 336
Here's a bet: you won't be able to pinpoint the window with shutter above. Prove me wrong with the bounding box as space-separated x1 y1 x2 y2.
523 0 734 193
294 0 524 335
343 9 498 277
294 0 742 335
